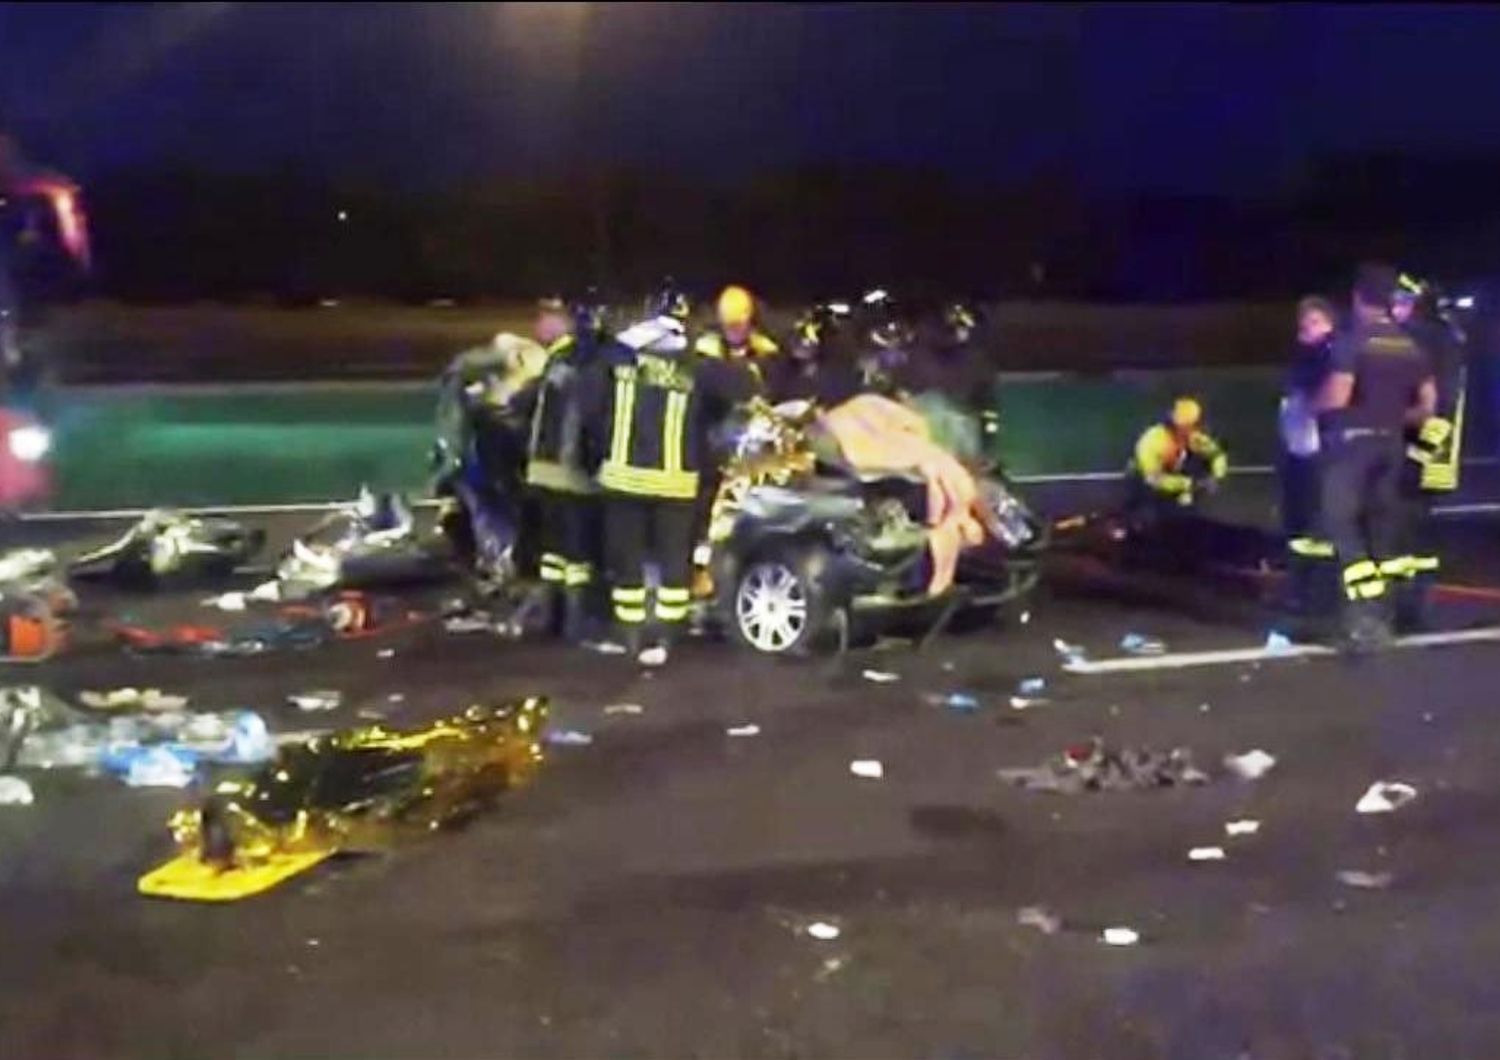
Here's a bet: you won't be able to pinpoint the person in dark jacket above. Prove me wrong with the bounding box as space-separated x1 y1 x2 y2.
766 302 863 408
1279 295 1339 622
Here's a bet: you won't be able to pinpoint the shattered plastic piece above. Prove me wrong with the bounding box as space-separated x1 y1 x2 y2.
726 724 761 737
850 759 884 779
1225 819 1261 837
202 592 248 612
1337 869 1394 890
1009 696 1047 710
861 669 900 684
1053 638 1087 663
121 746 197 788
0 775 34 805
288 691 342 713
249 580 282 603
1189 846 1227 862
1356 781 1418 815
376 648 395 660
544 728 594 747
1120 632 1166 656
603 703 645 716
637 646 668 668
1264 631 1293 655
805 921 841 941
79 688 188 713
138 698 549 901
1223 749 1277 781
1018 678 1046 697
999 738 1209 793
1016 905 1061 935
1100 927 1140 946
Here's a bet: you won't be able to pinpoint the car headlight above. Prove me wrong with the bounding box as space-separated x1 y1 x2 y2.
8 425 50 463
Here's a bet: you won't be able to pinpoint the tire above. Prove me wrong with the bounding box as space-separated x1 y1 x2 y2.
727 544 835 655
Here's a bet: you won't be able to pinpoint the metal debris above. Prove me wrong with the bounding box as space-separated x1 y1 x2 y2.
1356 781 1418 815
998 738 1209 794
1223 749 1278 781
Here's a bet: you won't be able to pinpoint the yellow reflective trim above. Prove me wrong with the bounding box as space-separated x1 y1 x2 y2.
1408 556 1440 573
1379 558 1411 577
598 463 699 499
610 371 636 466
664 390 688 474
655 604 690 622
657 587 691 603
1289 537 1335 558
611 586 647 603
563 564 593 587
613 606 647 624
1343 560 1378 584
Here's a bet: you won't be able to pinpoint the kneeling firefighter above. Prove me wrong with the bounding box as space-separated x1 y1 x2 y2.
1126 397 1228 524
1391 273 1466 629
524 296 602 640
584 290 756 665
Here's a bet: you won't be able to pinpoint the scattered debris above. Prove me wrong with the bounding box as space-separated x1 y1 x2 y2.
1020 610 1032 625
814 955 848 981
1099 926 1140 946
726 724 761 737
1223 749 1278 781
202 592 248 612
638 646 668 668
1188 846 1227 862
805 921 842 941
603 703 645 716
1356 781 1418 815
1225 819 1261 837
1018 677 1046 697
544 729 594 748
79 688 188 713
387 693 406 705
0 775 34 805
850 759 884 780
1337 869 1394 890
861 669 900 684
1009 696 1047 711
1264 631 1293 655
443 613 500 635
584 640 627 656
1120 632 1166 656
248 580 282 603
288 691 342 713
1053 638 1087 665
927 692 980 712
69 510 263 587
117 745 197 788
376 648 395 660
998 738 1208 794
1016 905 1061 935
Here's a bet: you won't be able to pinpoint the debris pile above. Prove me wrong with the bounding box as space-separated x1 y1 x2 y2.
998 737 1209 793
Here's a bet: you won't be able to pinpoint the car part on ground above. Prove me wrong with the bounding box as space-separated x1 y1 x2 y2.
69 509 264 588
273 489 451 599
138 697 549 902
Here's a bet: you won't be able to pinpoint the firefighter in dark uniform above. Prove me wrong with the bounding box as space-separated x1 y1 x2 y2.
524 296 601 641
1391 273 1465 630
585 295 756 666
1279 296 1339 624
1316 264 1437 651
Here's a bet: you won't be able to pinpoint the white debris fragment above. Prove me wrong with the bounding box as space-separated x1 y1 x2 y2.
849 759 884 780
1223 749 1278 780
1016 905 1061 935
288 691 342 712
1100 927 1140 946
805 921 841 941
1337 869 1394 890
376 648 395 660
603 703 645 716
1356 781 1418 815
726 724 761 737
1009 696 1047 710
1224 819 1261 837
387 693 405 704
0 775 34 805
584 640 627 656
248 580 282 602
861 669 900 684
79 688 188 712
201 591 248 612
1188 846 1227 862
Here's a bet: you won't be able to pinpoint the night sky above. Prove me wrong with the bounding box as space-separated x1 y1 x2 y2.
3 3 1500 194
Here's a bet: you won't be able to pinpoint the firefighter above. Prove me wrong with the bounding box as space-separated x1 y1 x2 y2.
1391 273 1465 630
585 292 756 666
1279 296 1340 623
1316 263 1436 651
1125 396 1228 526
694 285 779 377
767 301 862 407
523 296 600 641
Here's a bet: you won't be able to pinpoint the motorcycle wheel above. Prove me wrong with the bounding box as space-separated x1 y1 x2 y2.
727 544 832 656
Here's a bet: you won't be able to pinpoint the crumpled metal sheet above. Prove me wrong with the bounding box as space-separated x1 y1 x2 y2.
998 737 1210 794
68 510 263 585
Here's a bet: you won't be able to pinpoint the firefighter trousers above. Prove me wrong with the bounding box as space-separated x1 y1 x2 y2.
533 487 601 635
602 495 697 642
1320 431 1404 611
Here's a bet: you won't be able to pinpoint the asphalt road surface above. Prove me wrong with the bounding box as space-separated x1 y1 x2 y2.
4 510 1500 1060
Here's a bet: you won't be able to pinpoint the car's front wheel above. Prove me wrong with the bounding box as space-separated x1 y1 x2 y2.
728 547 832 655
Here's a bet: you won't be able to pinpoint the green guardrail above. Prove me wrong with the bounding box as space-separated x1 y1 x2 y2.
44 370 1291 510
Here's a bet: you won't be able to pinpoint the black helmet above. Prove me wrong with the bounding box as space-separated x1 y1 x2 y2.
649 280 691 322
571 288 608 336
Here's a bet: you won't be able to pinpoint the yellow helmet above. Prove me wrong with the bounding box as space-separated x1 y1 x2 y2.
1170 397 1203 431
716 285 755 329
